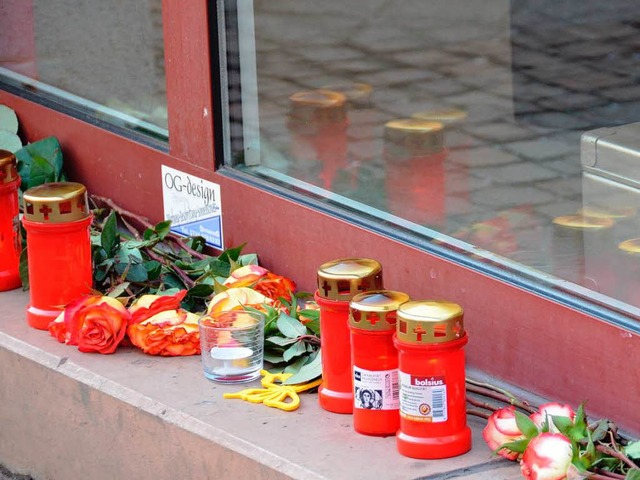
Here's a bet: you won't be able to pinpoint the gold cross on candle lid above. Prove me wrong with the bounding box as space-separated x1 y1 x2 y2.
317 258 383 302
23 182 90 223
396 300 464 344
349 290 410 332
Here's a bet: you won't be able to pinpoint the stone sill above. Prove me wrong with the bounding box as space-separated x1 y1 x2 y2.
0 289 522 480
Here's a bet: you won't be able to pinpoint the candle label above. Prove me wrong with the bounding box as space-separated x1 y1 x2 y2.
353 366 399 410
398 372 447 422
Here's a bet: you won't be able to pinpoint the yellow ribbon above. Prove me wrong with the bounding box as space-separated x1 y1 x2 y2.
223 369 322 412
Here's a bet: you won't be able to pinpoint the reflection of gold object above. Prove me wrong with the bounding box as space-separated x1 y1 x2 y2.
223 369 322 412
618 238 640 255
317 258 383 302
289 89 347 125
384 119 444 156
396 300 464 344
321 82 373 105
0 150 18 184
411 107 468 126
578 205 636 220
23 182 90 223
349 290 410 332
552 214 614 230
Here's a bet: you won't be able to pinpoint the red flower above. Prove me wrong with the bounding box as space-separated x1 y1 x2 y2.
128 290 187 324
48 295 131 354
530 403 575 433
224 265 296 302
127 309 200 356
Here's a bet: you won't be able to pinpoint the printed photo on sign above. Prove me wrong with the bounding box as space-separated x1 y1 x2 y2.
355 387 383 410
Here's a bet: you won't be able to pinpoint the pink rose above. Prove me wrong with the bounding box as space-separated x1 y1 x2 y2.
530 403 576 433
482 406 526 460
520 433 573 480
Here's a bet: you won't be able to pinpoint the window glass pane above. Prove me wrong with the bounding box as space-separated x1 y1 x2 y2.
218 0 640 319
0 0 167 139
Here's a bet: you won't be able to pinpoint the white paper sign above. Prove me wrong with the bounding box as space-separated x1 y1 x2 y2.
161 165 223 249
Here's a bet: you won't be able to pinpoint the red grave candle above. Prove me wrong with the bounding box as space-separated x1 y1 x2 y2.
22 182 93 330
349 290 410 436
315 258 383 414
394 300 471 459
0 150 22 291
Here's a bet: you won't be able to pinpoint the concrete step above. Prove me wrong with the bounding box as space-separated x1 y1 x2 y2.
0 289 522 480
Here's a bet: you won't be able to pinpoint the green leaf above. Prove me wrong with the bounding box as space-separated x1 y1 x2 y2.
101 211 119 257
625 469 640 480
283 340 307 362
265 335 298 347
124 263 148 282
263 352 285 364
218 243 246 263
0 130 22 152
237 253 259 266
300 311 321 335
144 260 162 280
15 137 64 190
499 438 530 454
514 410 539 438
625 441 640 460
19 247 29 290
551 415 574 435
590 419 609 443
154 220 172 240
187 284 214 298
0 104 19 134
282 351 322 384
283 355 309 374
276 313 307 338
108 282 130 298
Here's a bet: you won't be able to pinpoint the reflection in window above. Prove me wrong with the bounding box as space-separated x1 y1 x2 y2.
219 1 640 316
0 0 167 138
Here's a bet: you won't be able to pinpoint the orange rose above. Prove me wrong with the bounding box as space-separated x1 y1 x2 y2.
253 272 296 302
128 290 187 324
224 265 296 302
128 309 200 356
223 265 269 288
48 295 130 354
207 287 272 314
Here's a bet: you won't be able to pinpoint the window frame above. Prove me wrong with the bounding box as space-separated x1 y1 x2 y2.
1 0 638 435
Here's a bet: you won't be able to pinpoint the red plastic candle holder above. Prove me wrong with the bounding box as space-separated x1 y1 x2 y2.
0 150 22 291
394 300 471 459
22 182 93 330
349 290 410 436
315 258 383 414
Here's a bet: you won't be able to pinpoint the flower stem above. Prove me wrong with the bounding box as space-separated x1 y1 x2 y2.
590 469 625 479
465 381 538 414
596 445 639 469
466 408 491 419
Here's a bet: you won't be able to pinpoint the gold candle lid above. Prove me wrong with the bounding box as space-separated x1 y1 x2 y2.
384 119 445 157
396 300 464 344
289 89 347 125
618 238 640 255
317 258 383 301
411 107 468 126
349 290 410 332
0 150 19 185
23 182 90 223
552 214 614 231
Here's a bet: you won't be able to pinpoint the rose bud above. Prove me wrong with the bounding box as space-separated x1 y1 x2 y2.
520 433 573 480
223 265 269 288
483 406 526 460
530 403 576 433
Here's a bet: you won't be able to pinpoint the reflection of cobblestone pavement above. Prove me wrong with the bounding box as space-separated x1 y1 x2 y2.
233 0 640 295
